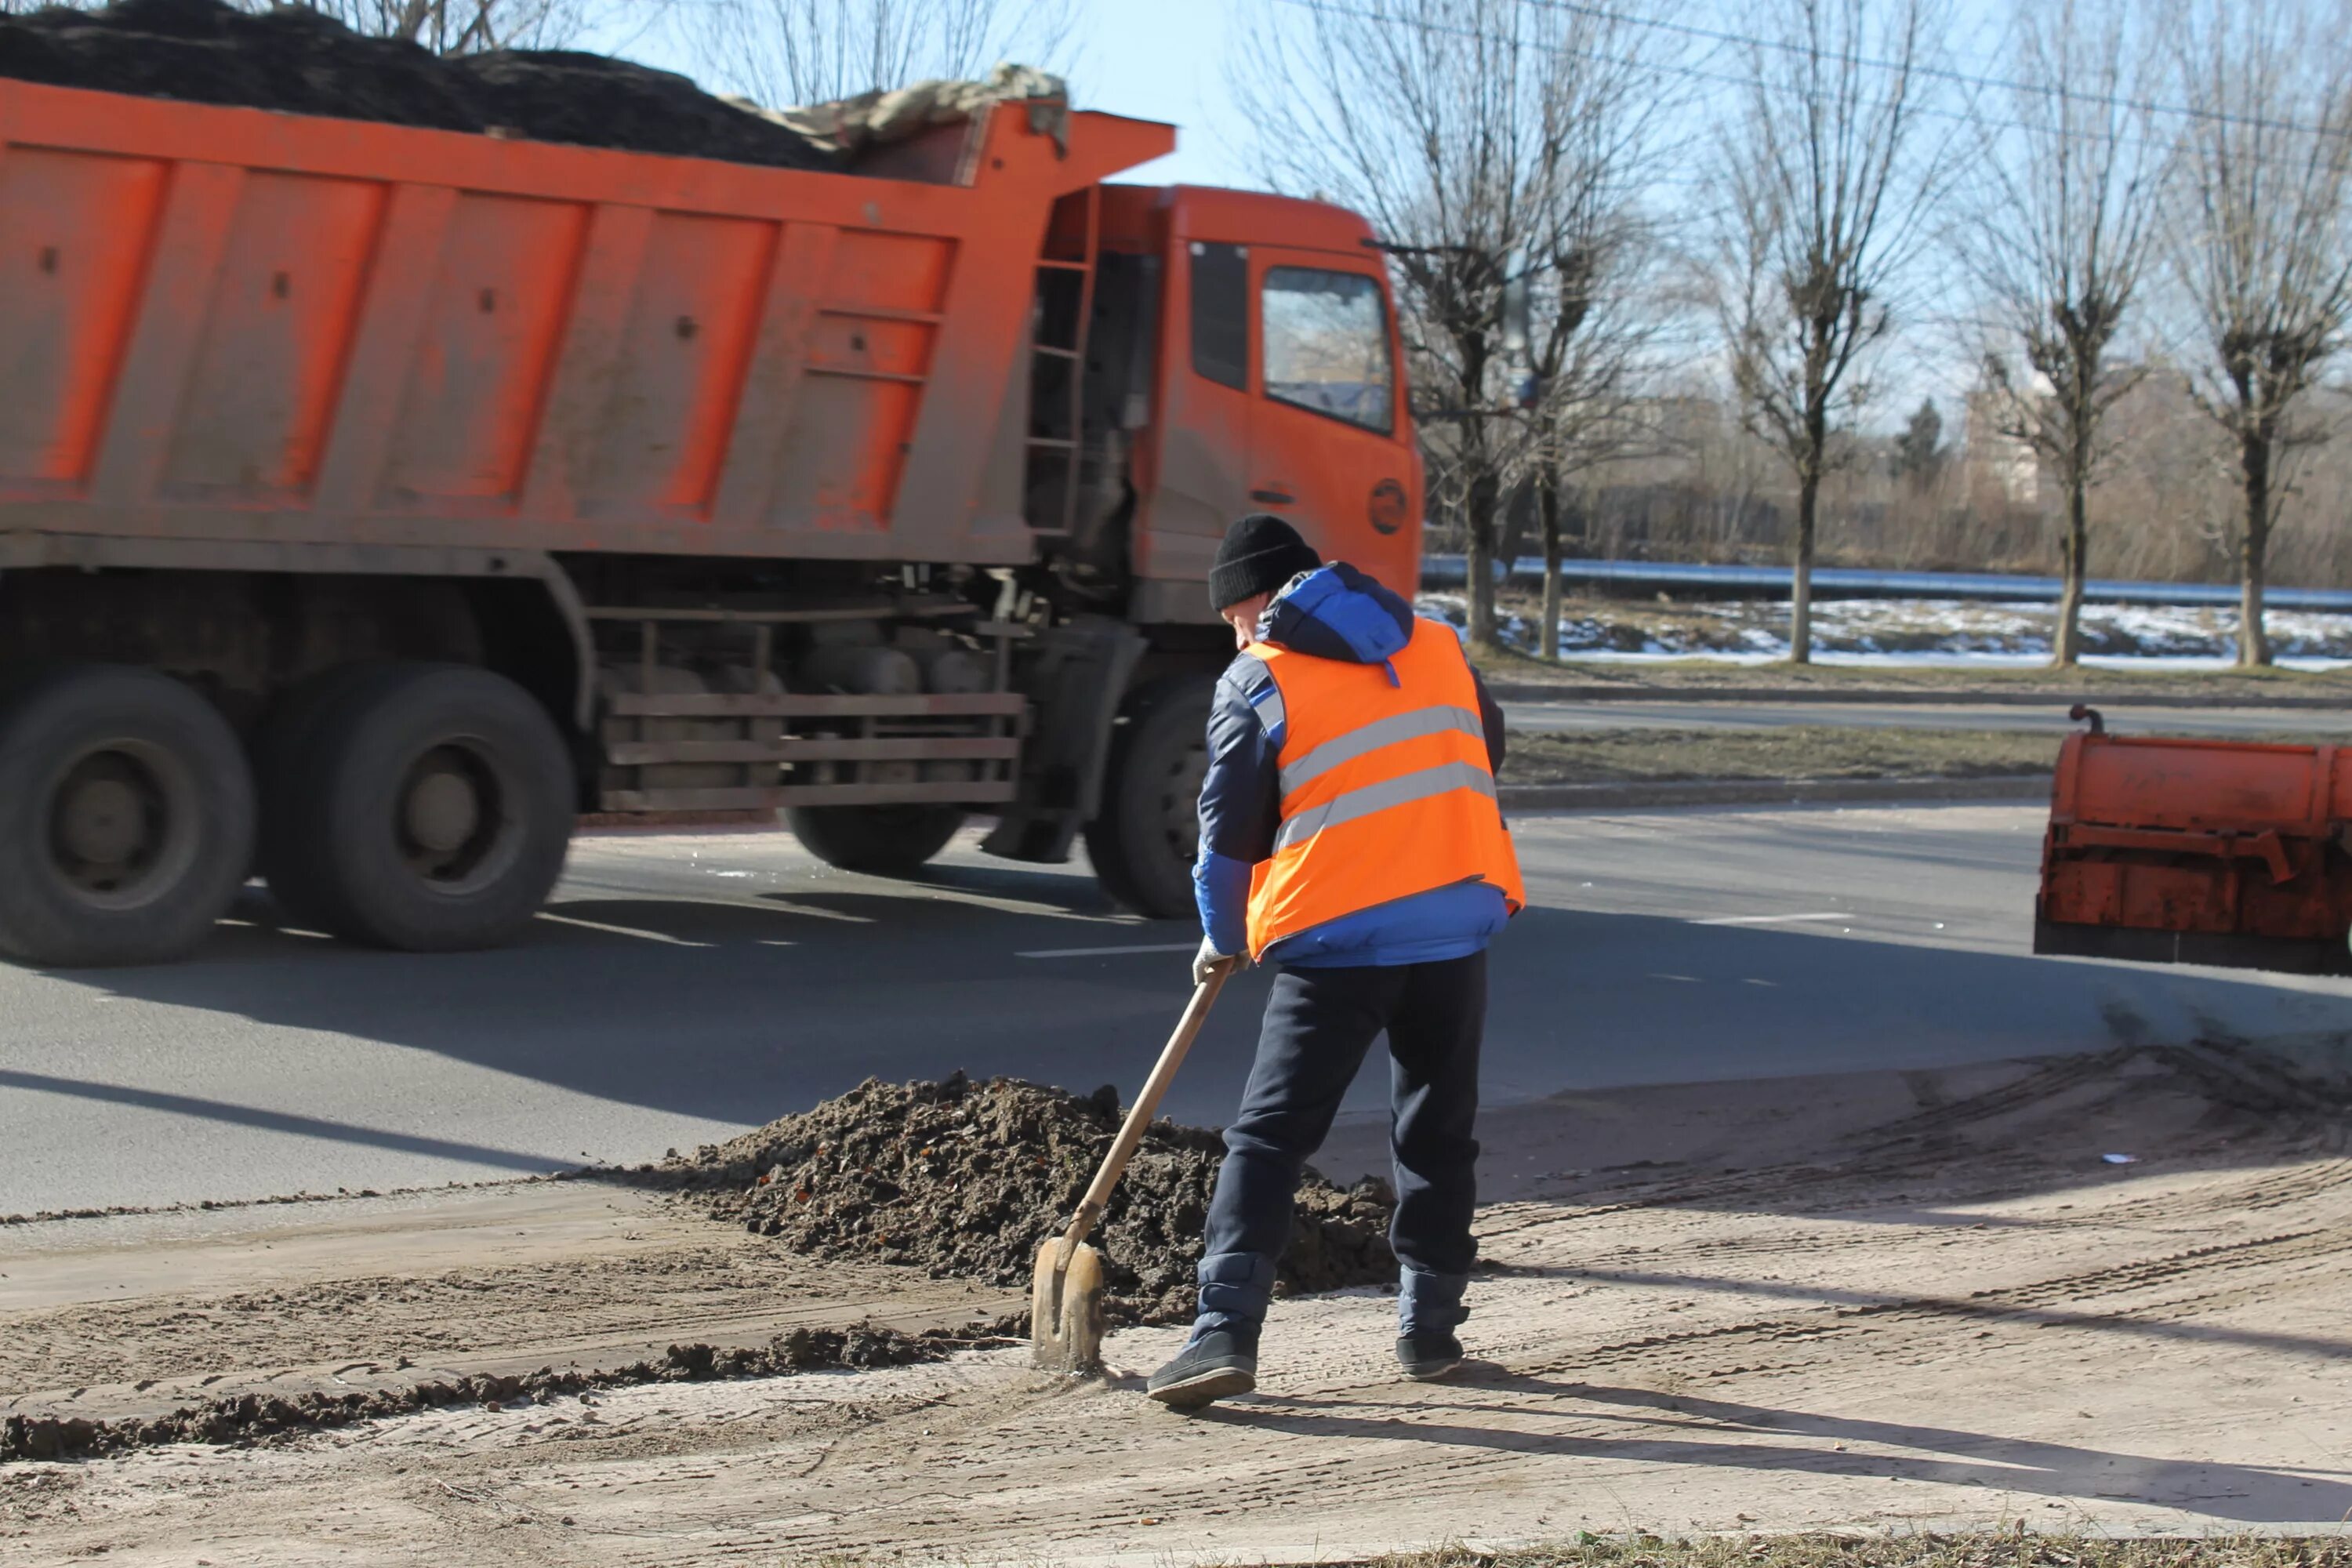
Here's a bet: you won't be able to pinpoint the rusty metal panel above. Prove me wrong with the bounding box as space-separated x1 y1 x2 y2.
604 735 1020 766
2067 735 2328 831
0 147 169 492
2038 730 2352 969
600 781 1015 811
608 691 1025 719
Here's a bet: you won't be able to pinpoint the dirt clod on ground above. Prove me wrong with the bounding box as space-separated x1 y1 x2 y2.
0 1323 963 1463
0 0 837 169
648 1073 1398 1323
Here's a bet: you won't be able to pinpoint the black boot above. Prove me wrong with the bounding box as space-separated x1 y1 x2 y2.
1396 1330 1464 1381
1146 1327 1258 1410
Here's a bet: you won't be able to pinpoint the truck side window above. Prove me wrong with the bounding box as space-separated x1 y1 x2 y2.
1261 267 1392 433
1190 242 1248 390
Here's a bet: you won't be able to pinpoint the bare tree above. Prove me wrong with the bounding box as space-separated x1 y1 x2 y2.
2166 0 2352 667
1962 0 2161 666
687 0 1076 107
1235 0 1647 652
1522 252 1681 659
299 0 598 52
1512 18 1679 661
1711 0 1945 663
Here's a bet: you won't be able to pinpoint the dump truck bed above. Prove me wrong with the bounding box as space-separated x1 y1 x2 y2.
0 78 1172 569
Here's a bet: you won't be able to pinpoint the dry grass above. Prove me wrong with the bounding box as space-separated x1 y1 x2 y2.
1497 725 2066 785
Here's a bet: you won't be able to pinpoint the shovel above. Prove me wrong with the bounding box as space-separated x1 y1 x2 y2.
1031 965 1231 1374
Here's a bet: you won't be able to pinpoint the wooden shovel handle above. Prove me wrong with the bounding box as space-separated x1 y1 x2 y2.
1058 965 1231 1255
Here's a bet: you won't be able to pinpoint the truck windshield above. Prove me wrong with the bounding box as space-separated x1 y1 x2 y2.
1261 268 1392 433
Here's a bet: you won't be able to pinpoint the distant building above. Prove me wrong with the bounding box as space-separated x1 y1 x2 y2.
1963 386 2041 510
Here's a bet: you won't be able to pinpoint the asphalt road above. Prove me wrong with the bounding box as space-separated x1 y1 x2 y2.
1505 700 2352 735
5 805 2350 1216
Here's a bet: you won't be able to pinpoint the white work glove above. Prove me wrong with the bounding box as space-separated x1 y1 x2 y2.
1192 936 1242 987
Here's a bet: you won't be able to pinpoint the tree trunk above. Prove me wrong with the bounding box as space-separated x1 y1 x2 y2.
1537 465 1563 661
2239 434 2273 668
2054 475 2088 667
1790 469 1818 664
1465 466 1501 650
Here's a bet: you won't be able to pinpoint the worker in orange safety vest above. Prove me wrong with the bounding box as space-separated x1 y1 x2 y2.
1146 514 1523 1412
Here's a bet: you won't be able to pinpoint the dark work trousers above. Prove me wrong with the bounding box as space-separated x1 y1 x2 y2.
1194 950 1486 1341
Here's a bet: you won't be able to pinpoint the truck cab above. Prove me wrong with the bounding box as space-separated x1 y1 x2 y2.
1004 183 1422 915
1029 184 1422 625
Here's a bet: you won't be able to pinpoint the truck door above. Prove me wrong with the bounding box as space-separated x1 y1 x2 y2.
1246 249 1421 600
1132 239 1259 595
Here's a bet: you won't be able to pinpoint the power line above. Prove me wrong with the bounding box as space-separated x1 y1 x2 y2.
1265 0 2352 157
1515 0 2352 146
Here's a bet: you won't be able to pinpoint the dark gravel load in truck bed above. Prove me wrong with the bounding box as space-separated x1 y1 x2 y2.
0 0 840 169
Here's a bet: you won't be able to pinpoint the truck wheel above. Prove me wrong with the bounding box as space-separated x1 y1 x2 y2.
1083 674 1214 920
263 664 573 951
256 663 400 935
0 665 254 967
787 804 965 875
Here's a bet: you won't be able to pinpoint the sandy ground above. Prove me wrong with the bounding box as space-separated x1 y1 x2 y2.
4 1041 2348 1566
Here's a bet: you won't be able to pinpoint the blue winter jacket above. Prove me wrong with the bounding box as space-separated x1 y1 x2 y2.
1193 564 1511 968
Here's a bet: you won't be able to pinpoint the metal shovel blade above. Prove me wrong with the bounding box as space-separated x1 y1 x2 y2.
1029 1237 1106 1374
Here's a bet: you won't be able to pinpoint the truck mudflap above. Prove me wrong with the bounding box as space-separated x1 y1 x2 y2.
983 615 1145 864
2034 718 2352 975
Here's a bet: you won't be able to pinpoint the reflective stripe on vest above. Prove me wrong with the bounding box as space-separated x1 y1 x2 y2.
1277 705 1488 799
1243 617 1525 959
1273 759 1497 852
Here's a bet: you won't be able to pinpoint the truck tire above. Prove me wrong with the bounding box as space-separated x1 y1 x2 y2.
787 804 965 875
260 663 573 951
256 663 400 935
0 664 255 967
1083 673 1214 920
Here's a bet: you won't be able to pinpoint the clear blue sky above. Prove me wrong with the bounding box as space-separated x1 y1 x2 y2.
1062 0 1255 187
600 0 1260 188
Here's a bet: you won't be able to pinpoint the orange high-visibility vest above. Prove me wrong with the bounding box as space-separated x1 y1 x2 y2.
1243 617 1525 960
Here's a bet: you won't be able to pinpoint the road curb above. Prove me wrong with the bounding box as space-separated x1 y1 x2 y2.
1498 774 2052 811
1485 682 2350 709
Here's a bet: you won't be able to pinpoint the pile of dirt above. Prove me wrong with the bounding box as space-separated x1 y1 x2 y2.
0 1323 966 1462
0 0 837 169
651 1073 1398 1323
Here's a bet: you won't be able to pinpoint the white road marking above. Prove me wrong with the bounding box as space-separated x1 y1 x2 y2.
535 912 711 948
1691 911 1848 927
1017 942 1198 959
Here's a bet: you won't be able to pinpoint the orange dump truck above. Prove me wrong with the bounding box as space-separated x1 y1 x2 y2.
2034 712 2352 975
0 76 1422 964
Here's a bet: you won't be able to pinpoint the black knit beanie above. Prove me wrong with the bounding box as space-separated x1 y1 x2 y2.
1207 513 1323 612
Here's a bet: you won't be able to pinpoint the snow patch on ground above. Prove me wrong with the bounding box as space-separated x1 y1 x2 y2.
1416 593 2352 670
